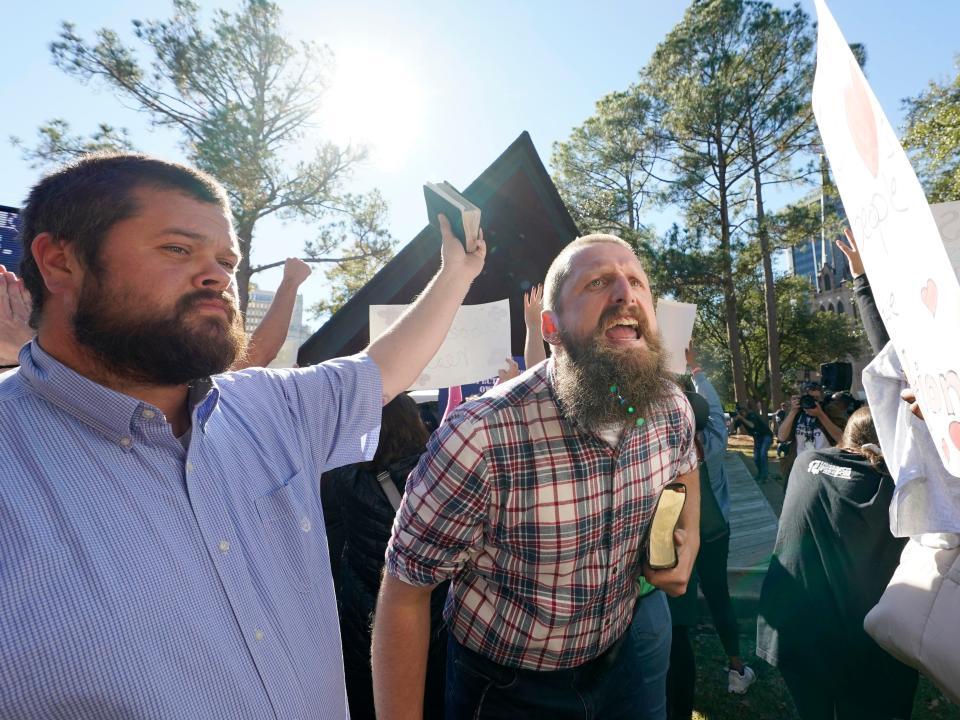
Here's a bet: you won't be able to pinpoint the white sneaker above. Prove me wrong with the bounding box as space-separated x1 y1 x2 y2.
727 665 756 694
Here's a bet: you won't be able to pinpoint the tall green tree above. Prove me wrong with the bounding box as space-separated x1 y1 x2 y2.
13 0 380 316
551 89 660 247
736 1 816 409
903 58 960 203
644 0 759 404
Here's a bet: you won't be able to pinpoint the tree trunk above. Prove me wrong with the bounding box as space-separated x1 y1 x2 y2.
716 140 749 405
235 218 255 320
748 123 783 409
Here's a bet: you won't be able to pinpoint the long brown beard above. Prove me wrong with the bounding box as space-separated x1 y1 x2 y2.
553 309 673 432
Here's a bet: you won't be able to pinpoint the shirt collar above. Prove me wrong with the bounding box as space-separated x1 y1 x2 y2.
18 340 220 444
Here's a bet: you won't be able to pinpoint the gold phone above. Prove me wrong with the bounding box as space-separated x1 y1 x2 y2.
645 482 687 570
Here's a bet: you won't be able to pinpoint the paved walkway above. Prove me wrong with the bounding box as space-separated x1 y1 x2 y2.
724 451 779 572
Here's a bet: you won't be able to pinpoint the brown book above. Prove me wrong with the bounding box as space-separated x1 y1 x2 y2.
423 181 481 252
645 482 686 570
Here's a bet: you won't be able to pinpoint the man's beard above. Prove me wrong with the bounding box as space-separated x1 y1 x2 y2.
72 278 247 386
553 306 673 432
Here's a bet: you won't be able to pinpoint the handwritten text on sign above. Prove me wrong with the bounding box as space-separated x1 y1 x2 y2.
813 0 960 475
369 299 511 391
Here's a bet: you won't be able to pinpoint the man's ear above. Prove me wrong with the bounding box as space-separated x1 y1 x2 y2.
541 310 562 346
31 233 82 299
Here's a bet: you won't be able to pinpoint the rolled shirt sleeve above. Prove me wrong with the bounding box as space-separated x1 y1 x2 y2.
385 411 489 587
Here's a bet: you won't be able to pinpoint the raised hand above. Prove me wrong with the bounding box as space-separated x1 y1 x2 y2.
0 265 34 365
282 257 313 286
836 227 865 278
523 284 543 329
438 214 486 282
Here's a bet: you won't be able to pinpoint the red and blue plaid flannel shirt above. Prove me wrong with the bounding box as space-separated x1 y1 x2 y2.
385 359 697 670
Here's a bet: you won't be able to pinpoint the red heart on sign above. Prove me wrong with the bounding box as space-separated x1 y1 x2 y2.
950 422 960 451
843 59 879 178
921 279 938 316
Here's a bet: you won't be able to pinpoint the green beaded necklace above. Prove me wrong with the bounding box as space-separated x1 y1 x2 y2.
609 384 646 427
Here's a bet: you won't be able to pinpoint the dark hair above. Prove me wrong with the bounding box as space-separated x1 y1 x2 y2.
839 405 886 473
372 393 430 470
18 153 231 328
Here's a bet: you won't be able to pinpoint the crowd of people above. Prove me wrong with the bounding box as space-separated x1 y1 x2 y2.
0 153 953 719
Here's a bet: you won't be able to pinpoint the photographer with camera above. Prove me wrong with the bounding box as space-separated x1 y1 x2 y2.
777 381 845 480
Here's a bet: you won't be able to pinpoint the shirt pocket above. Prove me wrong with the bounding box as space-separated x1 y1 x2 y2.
255 473 324 593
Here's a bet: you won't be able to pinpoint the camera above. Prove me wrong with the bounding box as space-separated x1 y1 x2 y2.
799 395 818 410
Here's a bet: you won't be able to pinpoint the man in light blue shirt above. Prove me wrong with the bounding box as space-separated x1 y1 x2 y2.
0 154 486 719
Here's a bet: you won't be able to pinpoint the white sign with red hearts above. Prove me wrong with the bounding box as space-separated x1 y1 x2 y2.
813 0 960 476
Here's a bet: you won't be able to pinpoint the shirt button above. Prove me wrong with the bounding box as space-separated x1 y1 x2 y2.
218 540 230 554
611 566 618 575
300 517 312 533
119 436 132 448
142 409 156 419
186 461 194 472
254 629 265 642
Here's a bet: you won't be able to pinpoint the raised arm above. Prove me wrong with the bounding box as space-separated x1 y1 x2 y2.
837 228 889 355
236 258 312 369
687 348 728 458
0 265 34 367
367 214 486 404
523 283 547 368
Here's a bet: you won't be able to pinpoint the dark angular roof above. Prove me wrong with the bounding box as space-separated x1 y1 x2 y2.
298 131 580 366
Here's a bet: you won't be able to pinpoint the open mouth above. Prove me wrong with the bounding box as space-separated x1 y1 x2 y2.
603 317 642 341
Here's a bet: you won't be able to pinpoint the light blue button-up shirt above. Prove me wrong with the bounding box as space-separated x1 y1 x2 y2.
0 341 382 719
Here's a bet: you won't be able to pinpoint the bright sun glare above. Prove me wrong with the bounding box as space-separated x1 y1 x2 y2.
320 45 426 172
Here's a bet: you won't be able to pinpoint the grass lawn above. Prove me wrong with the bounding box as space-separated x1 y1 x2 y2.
689 626 959 719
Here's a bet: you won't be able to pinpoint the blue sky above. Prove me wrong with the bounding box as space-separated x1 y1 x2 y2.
1 1 957 320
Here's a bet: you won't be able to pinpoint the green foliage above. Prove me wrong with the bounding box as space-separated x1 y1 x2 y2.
551 88 659 246
306 191 396 321
647 226 863 406
552 0 829 405
14 0 383 314
11 119 135 164
903 57 960 203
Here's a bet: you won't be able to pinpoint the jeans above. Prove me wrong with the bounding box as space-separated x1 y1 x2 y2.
444 590 672 720
754 434 773 480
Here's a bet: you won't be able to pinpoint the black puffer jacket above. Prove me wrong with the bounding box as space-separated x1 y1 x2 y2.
323 454 448 720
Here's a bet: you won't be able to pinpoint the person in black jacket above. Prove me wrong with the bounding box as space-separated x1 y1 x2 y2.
756 406 918 719
322 393 448 720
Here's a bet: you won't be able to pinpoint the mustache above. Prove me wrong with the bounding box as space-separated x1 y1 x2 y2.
597 304 648 334
177 290 237 320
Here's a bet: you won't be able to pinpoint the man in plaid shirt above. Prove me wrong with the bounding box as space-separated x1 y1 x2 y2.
373 235 700 719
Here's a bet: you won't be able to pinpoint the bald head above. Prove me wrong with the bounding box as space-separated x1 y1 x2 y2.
543 234 637 314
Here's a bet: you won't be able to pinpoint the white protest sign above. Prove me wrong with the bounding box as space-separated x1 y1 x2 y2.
656 299 697 376
931 200 960 279
369 299 511 391
813 0 960 476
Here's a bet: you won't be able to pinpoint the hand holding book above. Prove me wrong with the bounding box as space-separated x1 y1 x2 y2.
436 213 486 282
424 181 482 253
